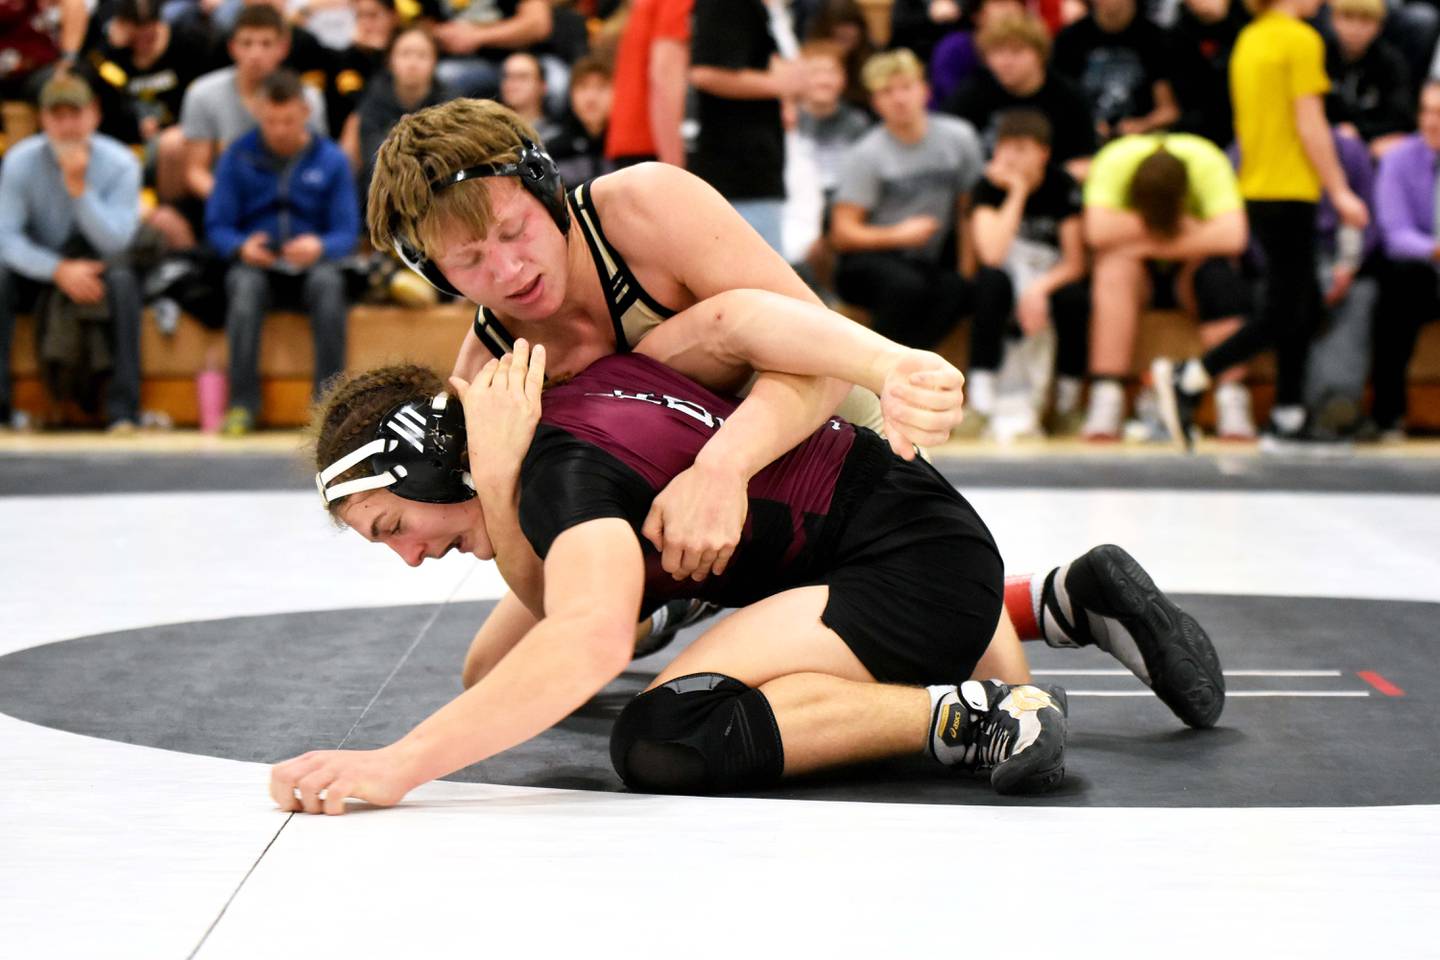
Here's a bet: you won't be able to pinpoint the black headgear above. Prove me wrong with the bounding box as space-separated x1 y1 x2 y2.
316 392 474 505
392 138 569 298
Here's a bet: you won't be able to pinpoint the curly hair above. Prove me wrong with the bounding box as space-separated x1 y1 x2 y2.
366 98 541 261
306 364 447 522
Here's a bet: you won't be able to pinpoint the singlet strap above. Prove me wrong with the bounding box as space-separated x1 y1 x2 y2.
472 305 516 361
571 180 676 352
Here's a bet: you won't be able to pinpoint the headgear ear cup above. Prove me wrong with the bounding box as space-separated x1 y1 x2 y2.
316 393 474 505
393 139 570 296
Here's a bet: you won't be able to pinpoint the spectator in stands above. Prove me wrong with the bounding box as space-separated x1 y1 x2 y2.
889 0 963 66
341 23 449 210
0 74 142 431
89 0 211 148
544 56 612 186
943 11 1096 177
688 0 799 252
323 0 400 142
179 4 329 214
797 39 873 202
1371 79 1440 440
604 0 690 168
87 0 212 248
966 109 1089 437
831 49 984 349
1168 0 1247 148
1153 0 1368 447
499 51 560 145
804 0 877 110
793 38 871 298
1052 0 1179 144
926 0 1024 108
238 0 342 132
1304 128 1381 437
205 70 358 435
426 0 553 101
0 0 87 103
1325 0 1413 159
1078 134 1251 440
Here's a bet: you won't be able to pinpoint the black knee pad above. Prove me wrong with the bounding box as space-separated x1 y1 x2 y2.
1192 258 1251 321
609 673 784 795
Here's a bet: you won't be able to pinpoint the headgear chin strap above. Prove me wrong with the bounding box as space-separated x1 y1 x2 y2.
392 138 569 298
316 392 475 506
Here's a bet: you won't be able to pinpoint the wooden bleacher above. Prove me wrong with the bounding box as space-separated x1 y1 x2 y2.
7 303 1439 430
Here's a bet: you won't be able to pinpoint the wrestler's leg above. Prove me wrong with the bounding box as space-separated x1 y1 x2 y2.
1002 550 1225 728
643 586 1057 781
970 608 1031 686
646 586 914 775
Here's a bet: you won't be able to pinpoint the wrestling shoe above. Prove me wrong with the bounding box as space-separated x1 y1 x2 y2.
1151 357 1201 451
634 599 722 659
930 680 1067 795
1046 545 1224 728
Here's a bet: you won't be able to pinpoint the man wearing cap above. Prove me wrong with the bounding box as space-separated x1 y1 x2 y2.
0 74 143 431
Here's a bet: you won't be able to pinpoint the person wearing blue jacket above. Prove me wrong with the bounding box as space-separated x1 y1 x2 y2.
205 69 360 435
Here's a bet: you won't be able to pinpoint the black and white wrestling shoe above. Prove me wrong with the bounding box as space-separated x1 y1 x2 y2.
635 599 723 659
929 680 1068 795
1042 544 1225 728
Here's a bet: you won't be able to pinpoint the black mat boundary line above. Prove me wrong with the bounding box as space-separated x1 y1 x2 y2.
929 456 1440 494
0 595 1433 809
3 452 1440 495
0 454 314 496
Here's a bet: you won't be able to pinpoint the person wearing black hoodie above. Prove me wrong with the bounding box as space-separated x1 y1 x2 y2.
1324 0 1413 159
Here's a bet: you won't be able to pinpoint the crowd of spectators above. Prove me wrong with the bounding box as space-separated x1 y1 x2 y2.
0 0 1436 443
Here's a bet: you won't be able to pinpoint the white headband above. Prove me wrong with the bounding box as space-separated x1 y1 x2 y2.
315 438 399 504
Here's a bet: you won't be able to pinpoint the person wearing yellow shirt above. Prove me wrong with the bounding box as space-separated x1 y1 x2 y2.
1078 132 1252 440
1153 0 1370 449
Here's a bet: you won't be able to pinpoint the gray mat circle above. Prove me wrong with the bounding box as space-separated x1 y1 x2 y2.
0 595 1431 807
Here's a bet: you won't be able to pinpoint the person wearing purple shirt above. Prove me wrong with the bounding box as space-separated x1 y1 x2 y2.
1372 80 1440 437
1305 130 1381 433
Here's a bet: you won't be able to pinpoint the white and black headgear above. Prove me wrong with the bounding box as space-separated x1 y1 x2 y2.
316 392 474 505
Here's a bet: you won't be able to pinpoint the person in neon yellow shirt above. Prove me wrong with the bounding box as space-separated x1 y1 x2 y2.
1078 132 1253 440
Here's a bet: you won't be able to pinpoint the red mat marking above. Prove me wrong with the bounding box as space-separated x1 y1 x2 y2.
1358 671 1405 697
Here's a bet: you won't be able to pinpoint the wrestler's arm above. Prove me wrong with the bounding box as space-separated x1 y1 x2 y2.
391 519 642 790
605 165 852 465
600 167 852 576
271 517 642 813
636 289 964 454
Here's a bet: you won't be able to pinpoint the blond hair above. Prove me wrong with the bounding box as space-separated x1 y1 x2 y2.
977 10 1051 59
1331 0 1385 18
366 98 541 260
861 48 924 92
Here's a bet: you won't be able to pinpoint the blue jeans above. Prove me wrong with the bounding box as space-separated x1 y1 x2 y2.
224 262 348 418
732 199 785 254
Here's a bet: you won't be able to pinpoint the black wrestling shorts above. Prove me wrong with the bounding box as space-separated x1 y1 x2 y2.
818 448 1004 686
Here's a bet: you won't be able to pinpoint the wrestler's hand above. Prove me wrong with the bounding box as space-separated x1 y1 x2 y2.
269 747 415 816
643 460 748 582
449 337 546 488
880 349 966 459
